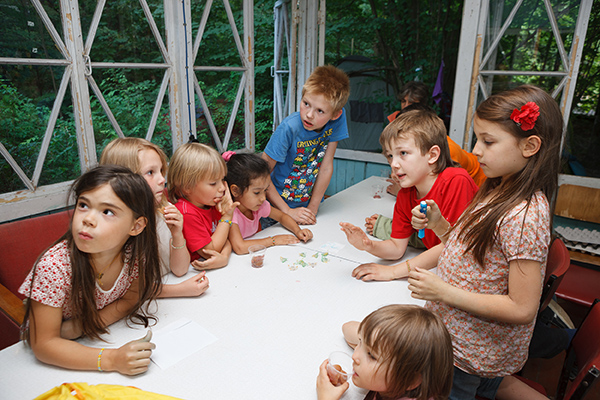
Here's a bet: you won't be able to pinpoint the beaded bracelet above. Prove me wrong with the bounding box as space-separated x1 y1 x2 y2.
97 348 105 371
271 237 276 246
170 238 186 250
219 219 232 226
406 260 411 273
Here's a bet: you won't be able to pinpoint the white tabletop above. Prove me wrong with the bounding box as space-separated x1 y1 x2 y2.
0 176 423 400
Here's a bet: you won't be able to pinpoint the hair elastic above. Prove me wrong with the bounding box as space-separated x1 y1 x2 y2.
510 102 539 131
222 151 236 162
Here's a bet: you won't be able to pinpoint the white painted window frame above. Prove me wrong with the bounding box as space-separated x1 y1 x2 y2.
449 0 599 189
0 0 255 222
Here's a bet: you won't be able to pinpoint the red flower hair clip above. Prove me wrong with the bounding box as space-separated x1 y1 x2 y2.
510 102 540 131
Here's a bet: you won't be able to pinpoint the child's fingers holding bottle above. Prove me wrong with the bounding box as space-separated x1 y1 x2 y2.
316 360 349 400
411 199 443 231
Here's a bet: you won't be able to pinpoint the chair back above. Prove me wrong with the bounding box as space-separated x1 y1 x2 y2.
540 238 571 312
556 299 600 400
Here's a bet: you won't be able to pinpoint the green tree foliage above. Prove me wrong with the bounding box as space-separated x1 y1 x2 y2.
325 0 463 103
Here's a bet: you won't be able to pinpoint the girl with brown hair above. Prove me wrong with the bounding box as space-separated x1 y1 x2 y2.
407 85 562 399
19 165 162 375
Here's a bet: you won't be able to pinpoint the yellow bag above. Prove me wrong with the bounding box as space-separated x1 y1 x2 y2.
34 382 184 400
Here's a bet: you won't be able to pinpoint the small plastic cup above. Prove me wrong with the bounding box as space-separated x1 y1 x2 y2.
327 351 353 386
372 184 385 199
248 244 266 268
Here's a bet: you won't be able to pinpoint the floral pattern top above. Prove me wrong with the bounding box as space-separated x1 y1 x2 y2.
426 192 550 377
18 240 138 320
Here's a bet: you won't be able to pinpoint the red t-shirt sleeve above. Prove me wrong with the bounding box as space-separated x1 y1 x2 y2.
390 168 478 249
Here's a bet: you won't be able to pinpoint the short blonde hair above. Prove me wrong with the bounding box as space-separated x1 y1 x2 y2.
359 305 453 400
301 65 350 112
167 143 226 202
100 137 169 207
379 109 453 174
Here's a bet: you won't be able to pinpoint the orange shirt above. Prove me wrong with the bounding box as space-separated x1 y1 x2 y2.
387 112 486 187
446 136 487 187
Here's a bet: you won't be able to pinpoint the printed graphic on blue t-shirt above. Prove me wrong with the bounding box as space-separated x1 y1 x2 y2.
281 131 331 203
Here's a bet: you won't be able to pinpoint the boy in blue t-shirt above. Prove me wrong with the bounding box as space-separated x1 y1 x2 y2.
262 65 350 225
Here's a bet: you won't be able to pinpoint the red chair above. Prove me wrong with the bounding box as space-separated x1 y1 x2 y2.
540 238 571 312
555 263 600 308
555 299 600 399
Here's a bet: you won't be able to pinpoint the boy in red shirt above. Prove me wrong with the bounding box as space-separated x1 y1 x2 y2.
340 110 477 279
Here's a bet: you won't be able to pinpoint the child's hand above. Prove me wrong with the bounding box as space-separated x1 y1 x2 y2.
273 234 301 246
411 199 443 231
163 204 184 236
386 176 400 196
288 207 316 225
364 214 379 235
60 318 83 339
407 266 448 302
216 184 239 217
174 271 209 297
316 360 349 400
295 228 313 242
111 331 155 375
352 262 398 281
339 222 372 251
192 248 228 270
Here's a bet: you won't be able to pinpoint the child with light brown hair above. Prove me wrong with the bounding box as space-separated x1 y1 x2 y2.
100 138 208 297
167 143 238 269
317 304 453 400
262 64 350 225
340 109 478 281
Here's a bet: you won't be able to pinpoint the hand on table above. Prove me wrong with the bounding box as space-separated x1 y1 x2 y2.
295 228 313 242
364 214 379 236
407 266 448 302
352 262 398 282
288 207 317 225
316 360 349 400
192 248 228 270
339 222 373 251
173 271 209 297
272 234 300 246
110 331 155 376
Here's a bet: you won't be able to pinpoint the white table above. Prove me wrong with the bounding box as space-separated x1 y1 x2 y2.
0 176 423 400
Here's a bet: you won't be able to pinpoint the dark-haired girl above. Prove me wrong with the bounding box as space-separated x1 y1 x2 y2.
19 165 162 375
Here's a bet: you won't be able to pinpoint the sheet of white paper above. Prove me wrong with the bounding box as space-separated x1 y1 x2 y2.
319 242 345 254
151 318 218 370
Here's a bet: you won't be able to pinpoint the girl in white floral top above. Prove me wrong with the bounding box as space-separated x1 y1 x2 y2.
404 85 563 399
19 165 162 376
